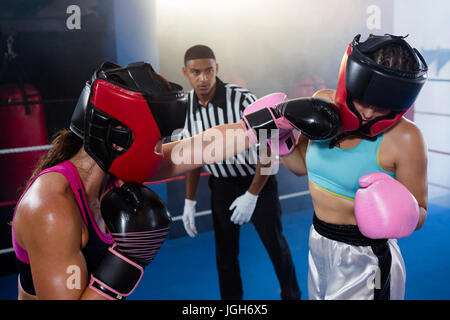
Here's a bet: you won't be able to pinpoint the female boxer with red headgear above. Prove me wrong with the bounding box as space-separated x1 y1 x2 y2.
12 60 340 300
11 62 187 300
277 34 428 300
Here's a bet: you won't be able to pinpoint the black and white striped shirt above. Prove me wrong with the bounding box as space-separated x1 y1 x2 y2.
182 77 259 178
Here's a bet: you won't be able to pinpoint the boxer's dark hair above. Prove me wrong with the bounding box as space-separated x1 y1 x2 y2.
184 45 216 65
21 130 82 197
367 36 419 72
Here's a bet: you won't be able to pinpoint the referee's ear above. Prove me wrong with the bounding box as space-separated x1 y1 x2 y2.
182 66 187 78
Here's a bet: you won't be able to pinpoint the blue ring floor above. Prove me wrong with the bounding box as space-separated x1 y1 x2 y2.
1 200 449 300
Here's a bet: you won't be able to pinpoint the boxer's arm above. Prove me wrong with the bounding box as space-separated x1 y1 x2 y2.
20 192 106 300
279 133 309 176
312 89 336 100
151 123 249 180
185 168 201 201
247 156 272 195
392 121 428 230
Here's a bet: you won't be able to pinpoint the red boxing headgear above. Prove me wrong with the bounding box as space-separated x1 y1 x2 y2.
70 62 188 182
335 34 428 139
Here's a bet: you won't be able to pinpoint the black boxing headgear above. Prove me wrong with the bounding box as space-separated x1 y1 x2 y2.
334 34 428 140
70 61 188 182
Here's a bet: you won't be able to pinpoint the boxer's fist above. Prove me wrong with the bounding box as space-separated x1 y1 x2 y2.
241 95 340 153
354 172 420 239
267 129 296 156
240 92 290 144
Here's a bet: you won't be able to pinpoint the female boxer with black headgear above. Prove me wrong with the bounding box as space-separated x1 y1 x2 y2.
12 60 340 300
11 61 187 300
276 34 429 300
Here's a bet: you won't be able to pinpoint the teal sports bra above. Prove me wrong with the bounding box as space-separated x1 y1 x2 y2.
305 133 395 200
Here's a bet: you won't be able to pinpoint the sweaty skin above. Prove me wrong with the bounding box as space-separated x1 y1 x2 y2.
280 89 428 229
14 122 250 300
13 150 114 300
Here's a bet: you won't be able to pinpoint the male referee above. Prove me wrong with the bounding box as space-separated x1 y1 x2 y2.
180 44 300 300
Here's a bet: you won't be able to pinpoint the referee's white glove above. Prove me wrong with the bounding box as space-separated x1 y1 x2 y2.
182 199 198 237
229 191 259 225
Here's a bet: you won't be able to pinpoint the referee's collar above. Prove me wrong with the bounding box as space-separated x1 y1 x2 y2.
192 77 227 113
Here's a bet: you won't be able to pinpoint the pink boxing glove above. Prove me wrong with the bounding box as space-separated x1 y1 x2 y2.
267 130 296 156
241 92 288 145
241 95 340 155
354 172 420 239
241 92 296 156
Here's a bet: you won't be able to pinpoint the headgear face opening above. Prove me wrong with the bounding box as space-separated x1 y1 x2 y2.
70 61 188 182
335 34 428 139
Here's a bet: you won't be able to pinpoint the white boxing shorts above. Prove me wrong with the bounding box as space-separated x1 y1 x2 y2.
308 213 406 300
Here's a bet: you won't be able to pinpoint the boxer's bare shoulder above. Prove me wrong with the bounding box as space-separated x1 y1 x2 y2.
312 89 335 101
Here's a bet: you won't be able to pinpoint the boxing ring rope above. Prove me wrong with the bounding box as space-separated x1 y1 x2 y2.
429 182 450 191
168 190 312 222
415 111 450 118
0 144 52 155
0 143 313 255
1 142 448 256
0 143 449 207
0 247 14 255
0 98 77 108
428 78 450 82
428 149 450 156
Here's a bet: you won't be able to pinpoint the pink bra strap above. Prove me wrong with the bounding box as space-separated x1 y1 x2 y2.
12 161 91 264
62 162 114 244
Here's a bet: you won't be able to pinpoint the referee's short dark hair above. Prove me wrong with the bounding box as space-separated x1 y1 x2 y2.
184 45 216 65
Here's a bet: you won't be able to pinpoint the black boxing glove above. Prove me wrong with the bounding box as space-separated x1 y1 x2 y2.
241 96 340 155
89 182 171 300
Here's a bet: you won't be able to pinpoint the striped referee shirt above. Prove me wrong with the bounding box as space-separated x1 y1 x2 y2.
182 77 259 178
